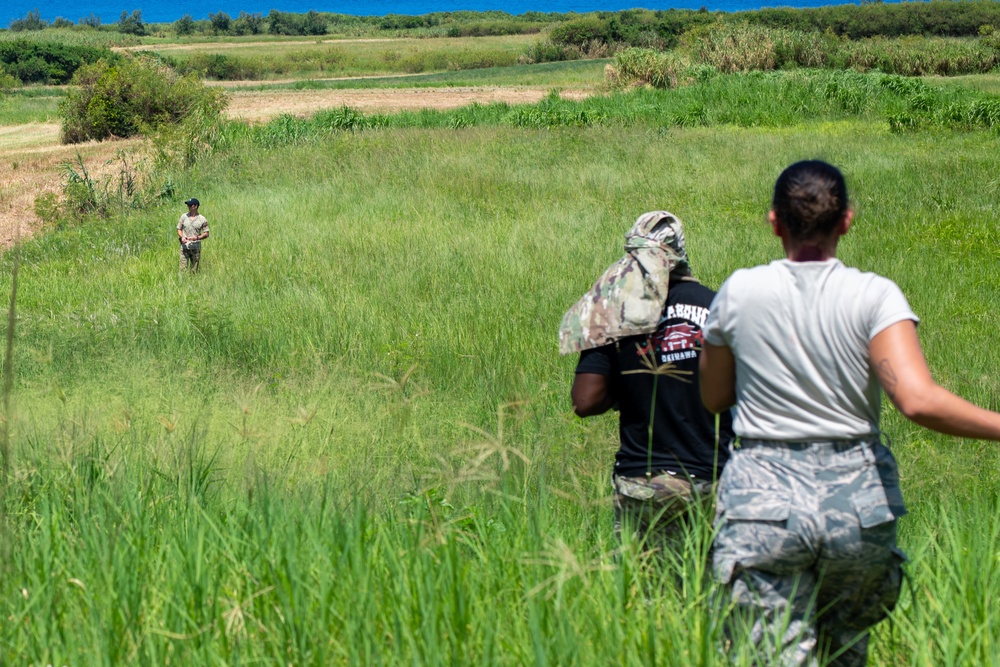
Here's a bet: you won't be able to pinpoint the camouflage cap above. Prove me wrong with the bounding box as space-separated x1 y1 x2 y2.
558 211 695 355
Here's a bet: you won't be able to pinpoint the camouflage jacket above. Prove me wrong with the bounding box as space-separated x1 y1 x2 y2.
559 211 695 355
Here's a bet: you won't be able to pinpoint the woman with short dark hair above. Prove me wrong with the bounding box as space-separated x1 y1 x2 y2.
699 160 1000 666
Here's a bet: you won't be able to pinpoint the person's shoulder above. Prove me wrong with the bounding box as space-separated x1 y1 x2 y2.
718 262 779 293
669 279 718 304
832 262 900 291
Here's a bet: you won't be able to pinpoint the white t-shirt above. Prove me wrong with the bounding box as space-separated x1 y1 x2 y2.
704 258 918 441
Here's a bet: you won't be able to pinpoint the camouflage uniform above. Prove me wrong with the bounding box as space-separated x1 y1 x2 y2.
614 473 715 554
559 211 694 356
178 213 209 272
713 437 906 667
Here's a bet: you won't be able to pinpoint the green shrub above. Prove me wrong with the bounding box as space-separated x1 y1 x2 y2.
0 39 112 84
172 53 265 80
60 56 227 143
519 40 578 64
550 17 611 47
447 20 545 37
0 65 19 89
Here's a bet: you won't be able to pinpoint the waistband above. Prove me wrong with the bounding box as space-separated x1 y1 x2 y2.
738 435 881 452
735 436 885 465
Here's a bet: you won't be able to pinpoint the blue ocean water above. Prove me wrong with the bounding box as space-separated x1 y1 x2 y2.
7 0 868 29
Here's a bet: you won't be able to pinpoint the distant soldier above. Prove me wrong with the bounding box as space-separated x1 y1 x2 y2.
561 212 733 556
177 198 209 272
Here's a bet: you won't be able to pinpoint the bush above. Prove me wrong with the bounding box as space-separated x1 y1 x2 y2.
60 55 227 143
52 17 74 29
550 17 611 47
173 53 264 80
519 40 578 64
0 40 112 85
0 66 19 90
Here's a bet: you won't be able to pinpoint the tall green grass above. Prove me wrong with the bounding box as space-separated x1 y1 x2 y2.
205 71 1000 144
2 90 999 664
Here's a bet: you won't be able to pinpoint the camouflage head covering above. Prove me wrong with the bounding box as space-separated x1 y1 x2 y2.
558 211 695 355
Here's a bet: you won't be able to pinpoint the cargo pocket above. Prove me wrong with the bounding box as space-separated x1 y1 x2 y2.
851 486 896 528
721 489 792 522
714 489 792 584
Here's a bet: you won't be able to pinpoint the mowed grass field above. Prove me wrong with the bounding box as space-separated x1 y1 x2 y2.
1 52 999 665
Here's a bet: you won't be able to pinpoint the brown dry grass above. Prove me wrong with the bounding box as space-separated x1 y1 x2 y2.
0 124 141 248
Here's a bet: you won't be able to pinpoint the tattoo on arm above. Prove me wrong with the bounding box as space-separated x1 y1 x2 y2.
876 359 898 398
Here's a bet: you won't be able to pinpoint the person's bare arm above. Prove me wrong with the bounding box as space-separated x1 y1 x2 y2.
699 343 736 414
871 320 1000 439
571 373 616 417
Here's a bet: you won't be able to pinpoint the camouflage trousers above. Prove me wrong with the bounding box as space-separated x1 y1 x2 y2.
179 244 201 272
713 438 906 667
613 473 715 556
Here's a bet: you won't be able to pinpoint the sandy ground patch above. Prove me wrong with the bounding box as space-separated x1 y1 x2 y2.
225 86 591 121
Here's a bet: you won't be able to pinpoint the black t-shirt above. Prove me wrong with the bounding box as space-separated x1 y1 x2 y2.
575 280 734 480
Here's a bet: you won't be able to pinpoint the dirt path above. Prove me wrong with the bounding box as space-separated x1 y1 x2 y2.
0 85 593 247
225 86 591 121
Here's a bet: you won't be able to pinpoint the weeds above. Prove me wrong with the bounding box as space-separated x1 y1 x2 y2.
61 150 163 218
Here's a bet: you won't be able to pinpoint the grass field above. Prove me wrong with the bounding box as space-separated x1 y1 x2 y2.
147 33 545 79
1 26 1000 665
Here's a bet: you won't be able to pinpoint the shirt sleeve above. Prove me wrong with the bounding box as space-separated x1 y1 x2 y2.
869 278 919 339
703 278 731 347
575 344 616 376
177 215 184 231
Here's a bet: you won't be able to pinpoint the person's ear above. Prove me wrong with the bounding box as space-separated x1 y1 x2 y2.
837 208 854 237
768 210 783 237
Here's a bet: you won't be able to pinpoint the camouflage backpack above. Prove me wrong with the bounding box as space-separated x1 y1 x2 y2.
558 211 695 355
